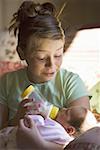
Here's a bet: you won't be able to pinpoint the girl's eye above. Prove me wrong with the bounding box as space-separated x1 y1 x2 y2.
54 55 62 58
39 58 44 60
36 57 46 61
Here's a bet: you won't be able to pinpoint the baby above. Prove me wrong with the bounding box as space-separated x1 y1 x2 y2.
0 106 99 150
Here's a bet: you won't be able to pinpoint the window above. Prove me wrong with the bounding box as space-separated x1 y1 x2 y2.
62 28 100 89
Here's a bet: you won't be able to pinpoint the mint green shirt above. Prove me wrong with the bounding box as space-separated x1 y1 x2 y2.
0 68 89 120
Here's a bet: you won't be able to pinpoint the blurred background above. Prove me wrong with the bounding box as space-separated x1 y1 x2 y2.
0 0 100 30
0 0 100 113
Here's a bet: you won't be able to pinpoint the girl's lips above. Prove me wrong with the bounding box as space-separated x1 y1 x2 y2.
44 72 55 76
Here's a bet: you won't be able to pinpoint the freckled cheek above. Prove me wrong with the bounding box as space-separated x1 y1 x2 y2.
55 58 62 68
29 61 41 70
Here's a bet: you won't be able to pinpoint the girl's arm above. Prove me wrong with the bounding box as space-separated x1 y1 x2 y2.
68 96 90 109
16 116 63 150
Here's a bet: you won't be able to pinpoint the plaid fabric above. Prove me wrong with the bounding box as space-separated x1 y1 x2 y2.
65 142 100 150
65 127 100 150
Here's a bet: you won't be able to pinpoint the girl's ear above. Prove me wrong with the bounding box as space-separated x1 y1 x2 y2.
66 126 76 136
17 46 25 60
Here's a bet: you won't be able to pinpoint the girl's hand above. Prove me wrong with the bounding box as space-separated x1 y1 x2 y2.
26 101 51 118
9 99 50 126
16 115 44 150
26 101 45 116
16 99 33 121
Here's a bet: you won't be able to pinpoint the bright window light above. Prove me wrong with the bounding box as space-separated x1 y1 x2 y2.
61 28 100 89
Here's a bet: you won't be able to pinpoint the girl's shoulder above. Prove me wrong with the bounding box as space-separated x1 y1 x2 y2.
0 67 27 79
57 68 79 82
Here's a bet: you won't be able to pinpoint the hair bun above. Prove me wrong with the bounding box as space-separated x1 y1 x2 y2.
17 1 56 23
9 1 56 36
40 2 56 15
17 1 36 23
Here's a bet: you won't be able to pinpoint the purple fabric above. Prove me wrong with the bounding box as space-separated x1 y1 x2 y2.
30 115 74 145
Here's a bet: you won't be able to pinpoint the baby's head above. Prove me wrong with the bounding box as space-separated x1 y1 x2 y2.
56 106 98 136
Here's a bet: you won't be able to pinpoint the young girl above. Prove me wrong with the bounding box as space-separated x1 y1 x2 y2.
0 1 89 131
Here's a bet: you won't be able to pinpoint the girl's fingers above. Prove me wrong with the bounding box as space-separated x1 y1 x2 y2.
20 98 33 106
18 119 25 129
24 115 35 128
18 116 35 130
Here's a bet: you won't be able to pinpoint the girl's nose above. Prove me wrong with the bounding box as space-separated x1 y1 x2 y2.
45 57 54 67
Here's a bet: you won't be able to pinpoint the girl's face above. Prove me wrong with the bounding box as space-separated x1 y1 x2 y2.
24 38 64 83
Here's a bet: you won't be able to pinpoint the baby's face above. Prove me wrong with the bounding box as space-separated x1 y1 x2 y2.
56 107 86 128
56 106 97 134
56 108 71 129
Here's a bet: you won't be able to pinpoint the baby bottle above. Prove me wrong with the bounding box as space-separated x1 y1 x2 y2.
21 85 59 119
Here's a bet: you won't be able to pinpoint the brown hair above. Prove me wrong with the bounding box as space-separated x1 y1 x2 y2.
9 1 64 53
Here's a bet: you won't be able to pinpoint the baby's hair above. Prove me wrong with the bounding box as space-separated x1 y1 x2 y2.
9 1 64 53
66 106 87 135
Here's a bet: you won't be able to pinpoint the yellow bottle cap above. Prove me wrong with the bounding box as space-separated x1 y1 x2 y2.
21 85 35 98
49 106 59 119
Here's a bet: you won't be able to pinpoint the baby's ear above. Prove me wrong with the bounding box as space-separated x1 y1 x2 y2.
17 46 25 60
66 126 76 136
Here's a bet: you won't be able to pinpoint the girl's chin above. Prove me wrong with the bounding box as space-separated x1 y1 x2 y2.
42 77 54 82
29 72 56 83
39 74 56 83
